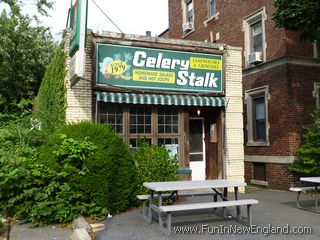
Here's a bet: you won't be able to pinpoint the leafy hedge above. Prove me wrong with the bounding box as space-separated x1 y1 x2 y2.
38 121 137 214
34 44 67 135
290 110 320 176
132 141 178 194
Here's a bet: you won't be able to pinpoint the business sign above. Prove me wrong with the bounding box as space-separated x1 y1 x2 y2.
69 0 88 84
96 44 223 93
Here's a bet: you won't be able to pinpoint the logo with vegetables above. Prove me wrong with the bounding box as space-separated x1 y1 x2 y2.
99 53 132 80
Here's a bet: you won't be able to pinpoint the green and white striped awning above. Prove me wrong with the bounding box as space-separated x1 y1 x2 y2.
96 92 225 107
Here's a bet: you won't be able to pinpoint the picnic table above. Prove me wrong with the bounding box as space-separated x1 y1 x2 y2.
300 177 320 212
141 179 258 235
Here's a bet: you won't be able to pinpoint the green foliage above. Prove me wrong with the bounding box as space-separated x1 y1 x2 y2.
0 134 107 226
34 44 67 135
38 121 137 214
273 0 320 41
0 2 56 113
0 100 45 163
0 0 53 17
132 141 178 194
290 110 320 176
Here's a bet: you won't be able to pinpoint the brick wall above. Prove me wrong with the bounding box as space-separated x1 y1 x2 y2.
245 162 301 190
244 162 253 183
63 30 93 122
224 49 244 181
167 0 314 62
244 63 320 157
166 0 320 189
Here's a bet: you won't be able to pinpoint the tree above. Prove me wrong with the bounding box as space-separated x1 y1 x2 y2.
273 0 320 42
0 0 56 113
0 0 53 16
290 110 320 176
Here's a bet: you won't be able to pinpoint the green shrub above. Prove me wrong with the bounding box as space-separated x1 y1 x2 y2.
34 44 67 135
0 106 47 224
0 133 107 226
38 121 137 214
132 141 178 194
290 110 320 176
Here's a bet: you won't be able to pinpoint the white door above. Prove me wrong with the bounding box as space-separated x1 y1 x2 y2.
189 118 206 180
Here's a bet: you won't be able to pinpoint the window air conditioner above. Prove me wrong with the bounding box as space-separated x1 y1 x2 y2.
248 52 263 64
183 22 194 32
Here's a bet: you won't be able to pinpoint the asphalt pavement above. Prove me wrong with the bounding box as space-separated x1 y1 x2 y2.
9 187 320 240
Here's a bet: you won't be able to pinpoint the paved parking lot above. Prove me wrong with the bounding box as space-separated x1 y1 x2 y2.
96 187 320 240
10 187 320 240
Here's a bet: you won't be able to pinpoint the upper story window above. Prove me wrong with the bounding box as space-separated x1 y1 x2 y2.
245 86 269 146
182 0 194 35
252 21 263 53
243 8 266 67
187 1 194 23
209 0 217 17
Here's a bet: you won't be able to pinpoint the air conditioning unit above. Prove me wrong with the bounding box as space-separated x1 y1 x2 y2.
183 22 194 32
248 52 263 64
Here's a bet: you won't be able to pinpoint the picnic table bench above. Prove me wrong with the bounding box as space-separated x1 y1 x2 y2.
158 199 258 235
289 177 320 212
137 191 218 222
289 186 318 209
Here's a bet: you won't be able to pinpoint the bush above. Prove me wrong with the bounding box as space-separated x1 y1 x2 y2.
132 141 178 194
38 121 137 214
34 44 67 136
0 104 48 224
0 133 107 226
290 110 320 176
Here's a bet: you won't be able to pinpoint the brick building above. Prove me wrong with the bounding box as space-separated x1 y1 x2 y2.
162 0 320 189
64 30 245 183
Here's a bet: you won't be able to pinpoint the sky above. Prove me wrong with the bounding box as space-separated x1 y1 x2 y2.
0 0 168 39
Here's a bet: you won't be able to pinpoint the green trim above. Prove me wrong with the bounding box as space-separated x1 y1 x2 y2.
176 169 192 174
96 92 225 107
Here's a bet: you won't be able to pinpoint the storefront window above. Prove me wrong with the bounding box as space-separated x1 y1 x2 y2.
98 103 182 158
158 108 179 134
130 106 152 134
99 103 123 133
129 138 152 149
158 138 179 160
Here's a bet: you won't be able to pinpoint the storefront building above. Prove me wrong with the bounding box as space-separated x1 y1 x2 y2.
63 30 243 182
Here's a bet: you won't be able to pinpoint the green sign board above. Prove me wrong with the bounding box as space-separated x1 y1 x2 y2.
69 0 81 56
69 0 88 57
97 44 223 93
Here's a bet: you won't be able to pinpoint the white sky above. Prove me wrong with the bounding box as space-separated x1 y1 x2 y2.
0 0 168 39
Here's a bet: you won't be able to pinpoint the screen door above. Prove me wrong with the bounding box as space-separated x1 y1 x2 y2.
189 118 206 180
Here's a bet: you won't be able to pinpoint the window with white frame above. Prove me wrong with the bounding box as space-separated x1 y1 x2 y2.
243 8 266 67
186 0 194 23
245 86 269 146
251 21 263 53
314 82 320 109
182 0 194 34
209 0 217 17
